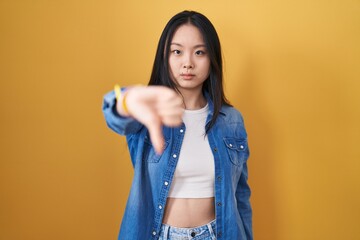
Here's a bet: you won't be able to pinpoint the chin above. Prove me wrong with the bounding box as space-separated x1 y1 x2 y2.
178 84 203 92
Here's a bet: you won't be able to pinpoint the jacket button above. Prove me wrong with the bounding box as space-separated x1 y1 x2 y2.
214 148 217 152
180 129 184 133
217 202 222 206
164 181 169 186
173 154 177 158
152 231 156 236
217 176 222 181
217 231 222 237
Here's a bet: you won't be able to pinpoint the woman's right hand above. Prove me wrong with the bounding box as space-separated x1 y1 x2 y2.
116 86 184 154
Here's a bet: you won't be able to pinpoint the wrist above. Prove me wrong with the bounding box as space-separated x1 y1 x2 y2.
115 85 131 117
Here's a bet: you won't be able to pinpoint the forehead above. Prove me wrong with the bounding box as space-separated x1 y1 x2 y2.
171 24 205 45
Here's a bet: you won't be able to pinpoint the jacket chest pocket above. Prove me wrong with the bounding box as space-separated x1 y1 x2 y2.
142 136 169 163
223 137 248 166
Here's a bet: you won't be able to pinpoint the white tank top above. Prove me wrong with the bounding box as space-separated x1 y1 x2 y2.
168 103 215 198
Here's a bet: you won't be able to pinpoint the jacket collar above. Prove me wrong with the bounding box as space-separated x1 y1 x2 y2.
203 91 226 127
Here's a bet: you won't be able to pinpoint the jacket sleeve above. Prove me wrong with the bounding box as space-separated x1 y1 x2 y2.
235 155 253 240
102 90 143 135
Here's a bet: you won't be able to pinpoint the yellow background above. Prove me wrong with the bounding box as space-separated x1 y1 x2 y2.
1 0 359 239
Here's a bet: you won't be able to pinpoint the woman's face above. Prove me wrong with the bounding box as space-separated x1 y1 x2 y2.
168 24 210 94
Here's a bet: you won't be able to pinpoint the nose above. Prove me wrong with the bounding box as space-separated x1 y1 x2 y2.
183 53 194 69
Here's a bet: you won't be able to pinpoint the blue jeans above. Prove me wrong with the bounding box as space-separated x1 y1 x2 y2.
158 219 216 240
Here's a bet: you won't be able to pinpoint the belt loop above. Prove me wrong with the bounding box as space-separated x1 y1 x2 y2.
163 224 170 240
207 221 216 239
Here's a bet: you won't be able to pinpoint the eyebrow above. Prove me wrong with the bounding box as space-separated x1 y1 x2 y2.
170 43 207 48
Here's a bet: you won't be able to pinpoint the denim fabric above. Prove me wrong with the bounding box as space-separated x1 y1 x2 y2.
103 90 252 240
159 219 216 240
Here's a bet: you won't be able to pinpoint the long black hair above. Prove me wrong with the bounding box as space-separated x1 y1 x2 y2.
148 10 231 132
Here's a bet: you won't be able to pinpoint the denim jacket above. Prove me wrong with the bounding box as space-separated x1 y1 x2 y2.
102 90 253 240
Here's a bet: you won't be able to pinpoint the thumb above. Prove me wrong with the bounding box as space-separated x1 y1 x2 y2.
145 118 165 155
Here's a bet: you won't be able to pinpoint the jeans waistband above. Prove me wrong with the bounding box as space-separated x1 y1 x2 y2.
160 219 216 239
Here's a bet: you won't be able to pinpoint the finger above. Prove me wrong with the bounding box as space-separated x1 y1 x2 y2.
157 106 184 119
161 114 183 127
157 94 183 108
139 86 176 101
130 100 165 154
156 98 184 116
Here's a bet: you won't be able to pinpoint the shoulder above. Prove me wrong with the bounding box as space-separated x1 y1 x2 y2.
217 104 248 139
220 105 245 124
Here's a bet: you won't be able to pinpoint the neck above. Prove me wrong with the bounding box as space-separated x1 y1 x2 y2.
179 88 207 110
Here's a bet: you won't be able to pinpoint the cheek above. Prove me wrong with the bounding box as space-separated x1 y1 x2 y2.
168 58 178 81
201 59 211 75
168 58 177 73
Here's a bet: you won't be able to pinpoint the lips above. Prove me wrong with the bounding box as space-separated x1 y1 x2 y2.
180 73 195 80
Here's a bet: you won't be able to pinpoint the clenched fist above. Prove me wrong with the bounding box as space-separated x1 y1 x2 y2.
116 86 184 154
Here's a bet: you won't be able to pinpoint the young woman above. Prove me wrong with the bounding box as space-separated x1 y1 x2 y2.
103 10 252 240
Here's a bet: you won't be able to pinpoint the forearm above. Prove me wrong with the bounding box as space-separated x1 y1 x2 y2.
236 161 253 239
102 89 143 135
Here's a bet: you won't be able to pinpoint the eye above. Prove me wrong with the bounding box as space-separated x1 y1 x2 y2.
195 50 206 55
171 49 181 55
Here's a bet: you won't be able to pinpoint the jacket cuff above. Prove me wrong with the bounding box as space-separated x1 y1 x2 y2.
102 90 142 135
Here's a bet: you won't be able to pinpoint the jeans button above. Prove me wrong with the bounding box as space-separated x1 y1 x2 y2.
191 231 196 237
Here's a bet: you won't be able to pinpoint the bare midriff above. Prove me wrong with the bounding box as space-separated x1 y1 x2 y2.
162 197 215 227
